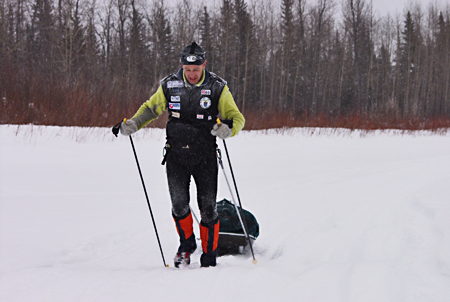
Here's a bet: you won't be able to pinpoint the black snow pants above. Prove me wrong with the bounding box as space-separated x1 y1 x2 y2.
166 144 218 224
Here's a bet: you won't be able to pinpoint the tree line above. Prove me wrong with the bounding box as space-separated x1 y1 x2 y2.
1 0 449 129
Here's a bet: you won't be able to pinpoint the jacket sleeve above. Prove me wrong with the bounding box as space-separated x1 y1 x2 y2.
131 85 167 129
217 85 245 137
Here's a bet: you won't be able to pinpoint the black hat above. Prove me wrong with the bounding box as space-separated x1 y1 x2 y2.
180 42 206 65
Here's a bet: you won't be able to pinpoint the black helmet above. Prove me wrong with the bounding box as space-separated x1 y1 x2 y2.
180 42 206 65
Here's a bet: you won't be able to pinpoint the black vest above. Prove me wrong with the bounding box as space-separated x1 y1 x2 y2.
161 69 226 149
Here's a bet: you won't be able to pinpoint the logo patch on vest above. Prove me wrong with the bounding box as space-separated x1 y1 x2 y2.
171 96 180 102
201 89 211 95
167 81 184 88
172 112 180 118
200 97 211 109
169 103 180 110
197 114 204 119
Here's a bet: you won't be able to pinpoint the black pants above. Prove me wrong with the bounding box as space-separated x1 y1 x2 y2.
166 145 218 224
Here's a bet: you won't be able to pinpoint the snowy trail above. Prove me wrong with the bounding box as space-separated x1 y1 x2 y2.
1 125 449 302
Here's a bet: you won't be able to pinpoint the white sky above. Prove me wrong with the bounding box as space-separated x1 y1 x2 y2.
203 0 447 18
143 0 446 17
370 0 445 17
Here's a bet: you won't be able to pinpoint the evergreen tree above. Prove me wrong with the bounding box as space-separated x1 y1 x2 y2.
218 0 234 80
234 0 254 111
129 0 149 86
148 0 173 82
432 12 450 116
82 1 100 84
280 0 295 110
29 0 56 74
199 6 212 64
398 11 418 115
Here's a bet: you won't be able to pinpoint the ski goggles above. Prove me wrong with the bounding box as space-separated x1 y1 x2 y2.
180 54 205 65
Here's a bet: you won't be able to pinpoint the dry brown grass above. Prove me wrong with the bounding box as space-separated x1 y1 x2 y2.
243 111 450 132
1 75 449 132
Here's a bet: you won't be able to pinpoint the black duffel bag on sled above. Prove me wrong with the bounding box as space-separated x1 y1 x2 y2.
216 198 259 256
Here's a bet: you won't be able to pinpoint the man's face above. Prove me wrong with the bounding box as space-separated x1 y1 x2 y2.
183 61 206 84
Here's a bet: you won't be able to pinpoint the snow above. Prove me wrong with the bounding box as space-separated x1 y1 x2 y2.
1 124 450 302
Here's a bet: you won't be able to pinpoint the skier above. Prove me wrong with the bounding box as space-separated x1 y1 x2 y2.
119 42 245 268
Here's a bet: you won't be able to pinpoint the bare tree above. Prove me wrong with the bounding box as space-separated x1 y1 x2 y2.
310 0 334 114
342 0 372 114
1 0 449 127
172 0 198 52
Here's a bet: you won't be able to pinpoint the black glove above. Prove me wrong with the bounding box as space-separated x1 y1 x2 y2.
112 120 122 137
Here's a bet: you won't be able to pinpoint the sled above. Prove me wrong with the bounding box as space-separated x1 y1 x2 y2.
216 199 259 256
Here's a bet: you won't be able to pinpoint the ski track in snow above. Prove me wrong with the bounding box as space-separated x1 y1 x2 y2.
1 124 450 302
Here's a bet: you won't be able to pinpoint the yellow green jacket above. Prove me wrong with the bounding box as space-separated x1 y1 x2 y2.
131 69 245 137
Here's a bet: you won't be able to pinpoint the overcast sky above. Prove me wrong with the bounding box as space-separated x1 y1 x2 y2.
161 0 446 19
162 0 446 15
206 0 445 17
370 0 445 16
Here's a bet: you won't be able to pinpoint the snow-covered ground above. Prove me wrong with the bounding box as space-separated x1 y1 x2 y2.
1 124 449 302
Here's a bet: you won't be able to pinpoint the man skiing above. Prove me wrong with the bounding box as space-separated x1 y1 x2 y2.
119 42 245 268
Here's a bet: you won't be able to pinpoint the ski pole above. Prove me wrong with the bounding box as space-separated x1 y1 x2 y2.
113 119 168 268
190 206 200 225
216 119 257 264
189 206 201 240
